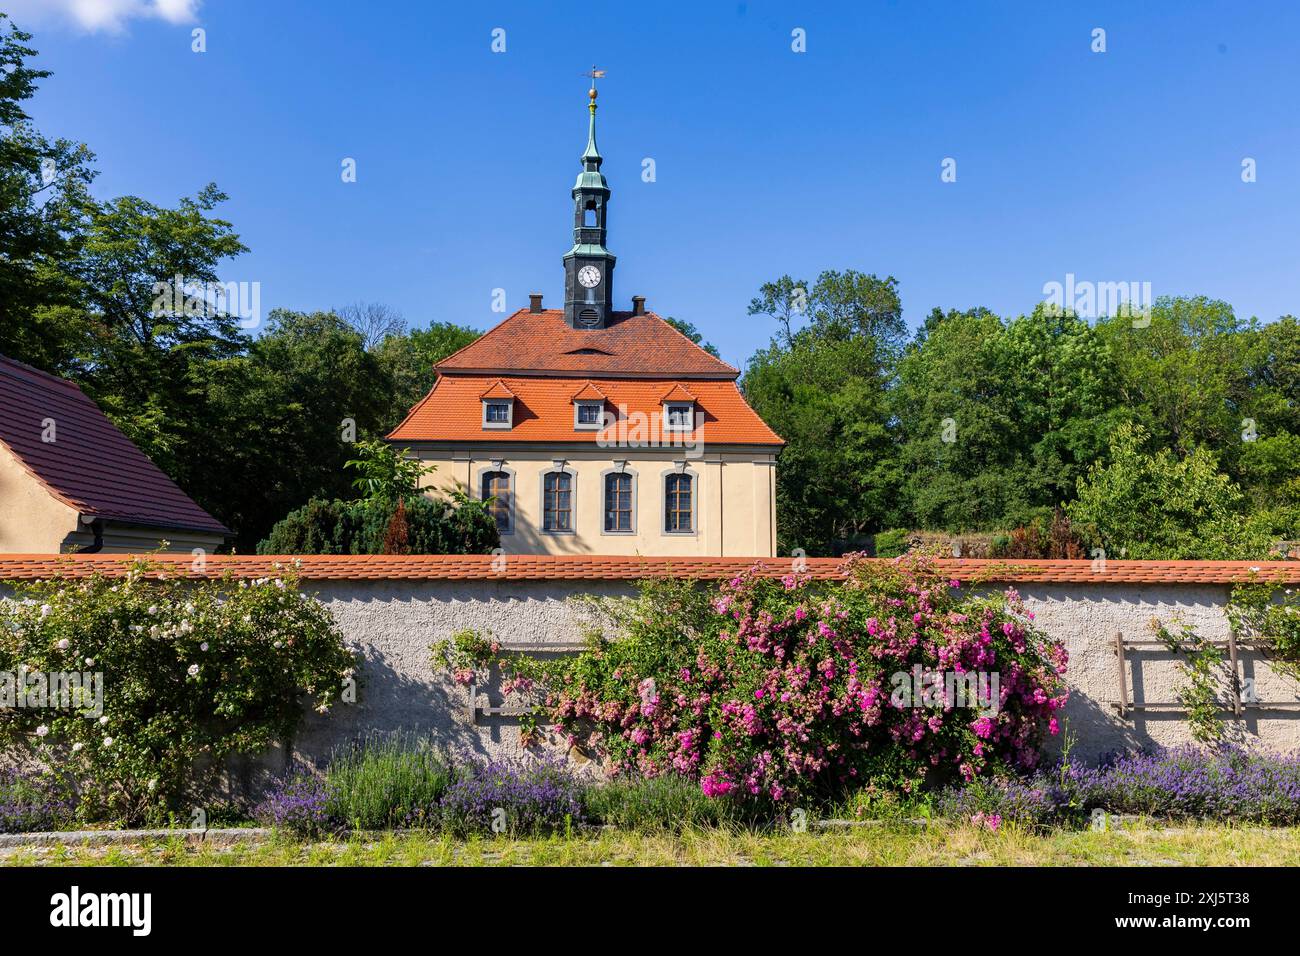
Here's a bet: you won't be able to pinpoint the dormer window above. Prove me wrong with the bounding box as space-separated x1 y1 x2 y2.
484 401 512 426
663 403 694 432
480 380 516 429
659 384 697 433
575 401 604 429
570 381 609 431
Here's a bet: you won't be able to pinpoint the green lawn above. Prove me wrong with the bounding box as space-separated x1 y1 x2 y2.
4 823 1298 866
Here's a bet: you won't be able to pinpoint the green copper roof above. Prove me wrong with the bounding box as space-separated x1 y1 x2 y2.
573 97 608 191
564 243 617 259
582 100 601 167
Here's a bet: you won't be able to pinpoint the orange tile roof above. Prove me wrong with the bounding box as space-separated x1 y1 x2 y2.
569 381 608 402
435 309 739 378
659 383 697 404
388 375 783 445
0 355 229 536
478 380 516 400
0 554 1294 584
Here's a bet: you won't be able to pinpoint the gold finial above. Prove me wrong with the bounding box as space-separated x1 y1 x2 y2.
581 65 605 100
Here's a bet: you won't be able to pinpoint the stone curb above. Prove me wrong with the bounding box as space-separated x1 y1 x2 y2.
0 828 273 848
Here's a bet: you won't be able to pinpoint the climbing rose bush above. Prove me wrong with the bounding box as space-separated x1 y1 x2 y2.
490 554 1068 805
0 560 357 825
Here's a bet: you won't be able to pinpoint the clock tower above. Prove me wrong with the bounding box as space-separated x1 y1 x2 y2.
563 83 617 329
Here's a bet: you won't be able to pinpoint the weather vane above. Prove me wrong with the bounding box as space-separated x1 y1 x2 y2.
581 65 606 93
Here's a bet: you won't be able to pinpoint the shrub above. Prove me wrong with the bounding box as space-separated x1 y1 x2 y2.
872 529 911 558
0 561 357 825
257 494 498 555
990 509 1084 560
1067 422 1269 559
439 757 586 836
469 554 1069 807
322 734 456 830
0 768 75 833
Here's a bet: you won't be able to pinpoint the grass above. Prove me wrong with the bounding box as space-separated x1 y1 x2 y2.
4 822 1299 866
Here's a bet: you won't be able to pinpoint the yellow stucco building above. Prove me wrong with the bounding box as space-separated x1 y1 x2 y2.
386 88 782 556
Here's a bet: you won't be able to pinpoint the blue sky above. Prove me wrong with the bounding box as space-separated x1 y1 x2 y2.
10 0 1300 368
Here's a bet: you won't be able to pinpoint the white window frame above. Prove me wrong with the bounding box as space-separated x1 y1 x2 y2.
663 402 695 433
482 399 513 429
574 401 605 430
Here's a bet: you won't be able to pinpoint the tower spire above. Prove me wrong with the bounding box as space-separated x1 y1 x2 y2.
564 68 615 329
581 66 604 168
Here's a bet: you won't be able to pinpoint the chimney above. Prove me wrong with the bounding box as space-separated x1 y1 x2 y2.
631 296 646 316
529 293 544 313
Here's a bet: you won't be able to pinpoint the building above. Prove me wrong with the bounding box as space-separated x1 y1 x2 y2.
387 87 783 556
0 353 230 554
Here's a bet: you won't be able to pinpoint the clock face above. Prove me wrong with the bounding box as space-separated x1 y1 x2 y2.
577 265 602 289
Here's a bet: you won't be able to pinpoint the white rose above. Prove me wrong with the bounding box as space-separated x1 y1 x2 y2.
35 724 49 737
102 737 114 748
56 638 69 651
187 664 199 677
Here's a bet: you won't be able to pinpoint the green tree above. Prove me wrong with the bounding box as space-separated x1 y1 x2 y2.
742 271 904 553
55 184 248 476
1095 296 1256 466
373 321 481 428
894 305 1123 531
195 309 395 550
0 14 96 372
663 316 720 358
345 438 429 503
1066 423 1268 559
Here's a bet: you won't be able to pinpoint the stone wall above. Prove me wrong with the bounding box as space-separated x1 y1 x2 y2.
282 576 1300 769
4 555 1299 781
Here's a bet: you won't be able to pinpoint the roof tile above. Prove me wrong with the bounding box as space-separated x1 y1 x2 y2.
0 356 229 536
435 309 739 378
0 554 1292 585
388 375 782 445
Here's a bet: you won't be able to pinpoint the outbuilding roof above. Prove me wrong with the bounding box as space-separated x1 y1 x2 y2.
0 354 230 536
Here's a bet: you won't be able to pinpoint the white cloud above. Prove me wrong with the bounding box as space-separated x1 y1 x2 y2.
4 0 202 34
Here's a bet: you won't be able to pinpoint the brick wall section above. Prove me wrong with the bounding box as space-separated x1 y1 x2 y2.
0 553 1296 584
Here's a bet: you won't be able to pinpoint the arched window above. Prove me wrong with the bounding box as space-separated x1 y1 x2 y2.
543 471 573 533
664 473 693 534
480 470 512 534
604 472 633 533
584 201 598 227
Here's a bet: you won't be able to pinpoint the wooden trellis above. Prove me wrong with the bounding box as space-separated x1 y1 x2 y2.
1112 630 1300 717
465 641 586 724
